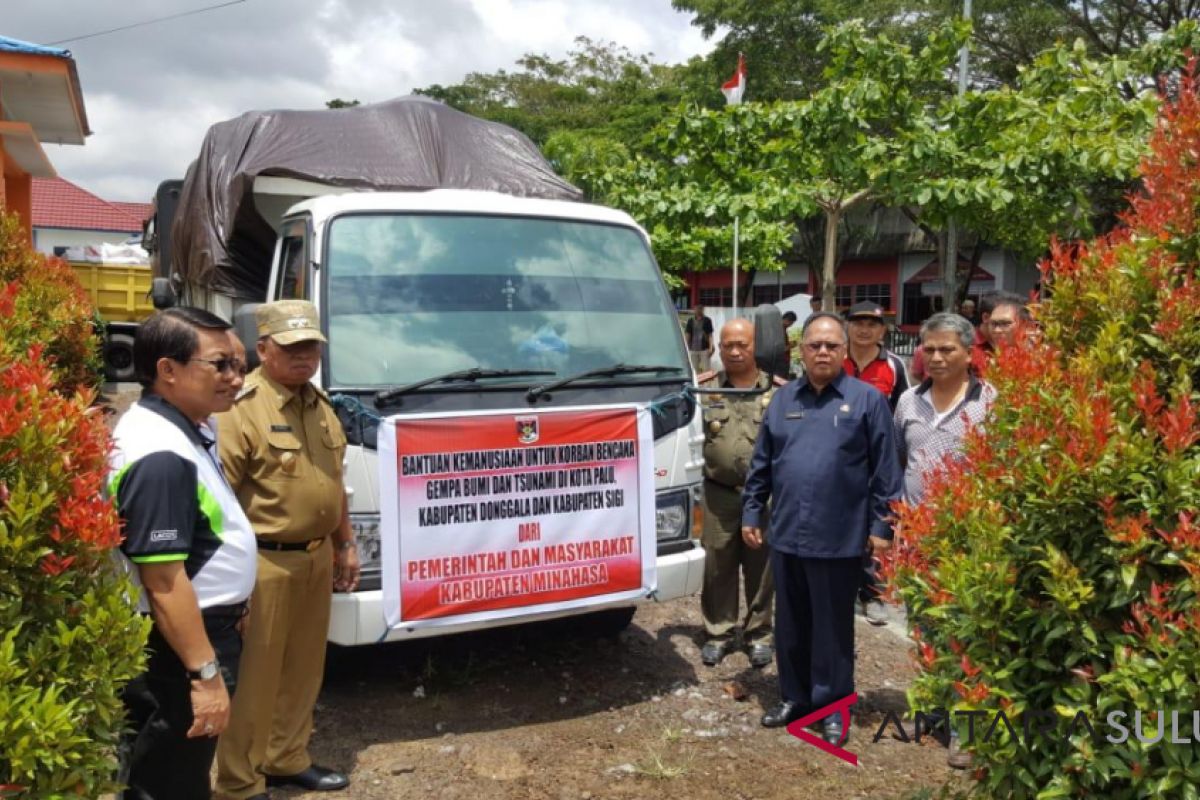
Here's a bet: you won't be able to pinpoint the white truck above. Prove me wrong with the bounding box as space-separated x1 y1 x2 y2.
148 99 708 645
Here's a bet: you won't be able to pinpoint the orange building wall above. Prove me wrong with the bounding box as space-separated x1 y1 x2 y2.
1 144 33 241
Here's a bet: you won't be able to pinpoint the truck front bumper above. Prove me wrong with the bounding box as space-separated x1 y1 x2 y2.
327 541 705 646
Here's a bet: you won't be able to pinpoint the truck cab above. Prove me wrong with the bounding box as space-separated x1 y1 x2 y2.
254 188 706 645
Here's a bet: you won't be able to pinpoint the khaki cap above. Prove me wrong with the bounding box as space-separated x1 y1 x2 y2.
256 300 327 345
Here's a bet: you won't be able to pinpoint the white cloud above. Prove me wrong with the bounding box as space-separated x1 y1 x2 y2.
10 0 714 202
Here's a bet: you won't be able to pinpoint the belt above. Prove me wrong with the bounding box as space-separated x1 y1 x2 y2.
201 602 248 619
257 537 325 552
704 477 744 493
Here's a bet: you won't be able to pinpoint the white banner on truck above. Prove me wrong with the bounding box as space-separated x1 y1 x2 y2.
378 404 657 630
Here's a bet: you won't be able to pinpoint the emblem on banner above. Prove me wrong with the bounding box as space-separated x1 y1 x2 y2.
516 416 539 444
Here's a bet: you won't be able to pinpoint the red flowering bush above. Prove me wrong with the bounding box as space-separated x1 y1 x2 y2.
886 74 1200 797
0 212 148 797
0 214 102 392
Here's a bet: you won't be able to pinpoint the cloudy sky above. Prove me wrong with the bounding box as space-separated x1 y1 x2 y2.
8 0 716 202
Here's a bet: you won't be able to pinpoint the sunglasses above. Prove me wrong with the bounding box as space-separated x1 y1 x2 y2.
189 357 248 376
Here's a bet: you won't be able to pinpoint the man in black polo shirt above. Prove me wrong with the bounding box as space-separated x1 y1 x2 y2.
109 307 258 800
842 301 909 626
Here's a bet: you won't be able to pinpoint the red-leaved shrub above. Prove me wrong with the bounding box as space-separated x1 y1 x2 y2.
0 212 148 797
886 68 1200 798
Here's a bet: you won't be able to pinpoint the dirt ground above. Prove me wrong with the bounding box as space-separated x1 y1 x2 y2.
99 384 964 800
283 601 965 800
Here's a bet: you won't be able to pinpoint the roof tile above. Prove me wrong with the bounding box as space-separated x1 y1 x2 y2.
31 177 146 233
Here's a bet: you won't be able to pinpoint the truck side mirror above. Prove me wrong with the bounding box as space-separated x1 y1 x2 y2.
233 304 263 371
150 277 176 310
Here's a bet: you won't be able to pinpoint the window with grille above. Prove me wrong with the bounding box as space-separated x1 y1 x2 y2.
752 283 808 305
835 285 853 309
854 283 892 310
698 287 733 307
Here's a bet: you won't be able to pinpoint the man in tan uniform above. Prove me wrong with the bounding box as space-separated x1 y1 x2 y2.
697 317 782 668
214 300 358 799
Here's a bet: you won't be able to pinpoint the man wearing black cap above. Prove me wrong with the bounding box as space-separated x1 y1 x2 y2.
843 301 908 627
843 302 909 412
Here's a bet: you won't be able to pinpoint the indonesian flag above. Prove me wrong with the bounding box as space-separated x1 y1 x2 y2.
721 53 746 105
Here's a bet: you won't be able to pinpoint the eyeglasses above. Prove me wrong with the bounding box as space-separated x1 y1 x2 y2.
189 357 248 376
803 342 844 353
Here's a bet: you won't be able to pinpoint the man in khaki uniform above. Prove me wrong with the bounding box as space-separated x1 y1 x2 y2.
697 317 782 668
214 300 358 799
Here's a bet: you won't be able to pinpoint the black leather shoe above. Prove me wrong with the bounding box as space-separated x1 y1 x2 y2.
823 715 848 745
700 639 733 666
747 642 774 668
266 765 349 792
761 700 807 728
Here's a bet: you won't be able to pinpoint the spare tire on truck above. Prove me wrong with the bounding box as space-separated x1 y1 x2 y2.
753 304 790 380
103 331 136 382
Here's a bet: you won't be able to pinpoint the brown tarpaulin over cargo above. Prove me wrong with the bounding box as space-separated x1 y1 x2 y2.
170 96 582 299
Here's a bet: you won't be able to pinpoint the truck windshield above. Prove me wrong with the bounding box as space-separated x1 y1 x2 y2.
323 214 689 388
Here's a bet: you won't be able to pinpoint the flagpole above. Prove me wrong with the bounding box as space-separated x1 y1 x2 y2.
720 53 746 317
732 216 740 317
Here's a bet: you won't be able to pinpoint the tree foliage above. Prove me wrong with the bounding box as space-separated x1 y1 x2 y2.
671 0 918 98
885 69 1200 799
570 21 1173 304
415 36 705 150
673 0 1200 95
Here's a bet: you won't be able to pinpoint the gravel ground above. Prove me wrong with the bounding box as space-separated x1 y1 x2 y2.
282 599 965 800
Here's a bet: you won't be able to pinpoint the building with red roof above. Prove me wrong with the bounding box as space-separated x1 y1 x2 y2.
30 176 148 255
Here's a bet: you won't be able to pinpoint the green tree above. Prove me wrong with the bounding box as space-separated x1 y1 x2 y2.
579 21 1186 307
676 1 1200 95
567 22 968 305
415 37 702 150
671 0 917 99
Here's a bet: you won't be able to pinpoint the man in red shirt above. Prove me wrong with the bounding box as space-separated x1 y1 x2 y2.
844 302 909 410
843 301 909 626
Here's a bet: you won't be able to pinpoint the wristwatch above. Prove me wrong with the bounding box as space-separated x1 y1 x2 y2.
187 659 220 681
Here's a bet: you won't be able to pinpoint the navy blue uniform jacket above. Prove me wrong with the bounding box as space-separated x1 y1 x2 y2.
742 371 902 558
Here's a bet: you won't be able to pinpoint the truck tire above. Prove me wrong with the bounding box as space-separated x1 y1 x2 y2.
753 304 790 379
103 332 137 382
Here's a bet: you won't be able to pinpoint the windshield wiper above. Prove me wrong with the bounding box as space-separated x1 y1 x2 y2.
375 368 556 407
526 363 683 403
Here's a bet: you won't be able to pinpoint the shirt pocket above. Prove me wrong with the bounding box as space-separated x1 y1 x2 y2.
320 422 347 477
702 405 731 444
748 398 771 442
321 423 347 451
265 430 304 480
835 412 867 451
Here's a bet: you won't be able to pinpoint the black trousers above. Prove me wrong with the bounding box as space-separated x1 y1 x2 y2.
772 550 860 711
120 608 243 800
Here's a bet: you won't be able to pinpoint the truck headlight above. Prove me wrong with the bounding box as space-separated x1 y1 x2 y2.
350 514 382 591
655 490 690 543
